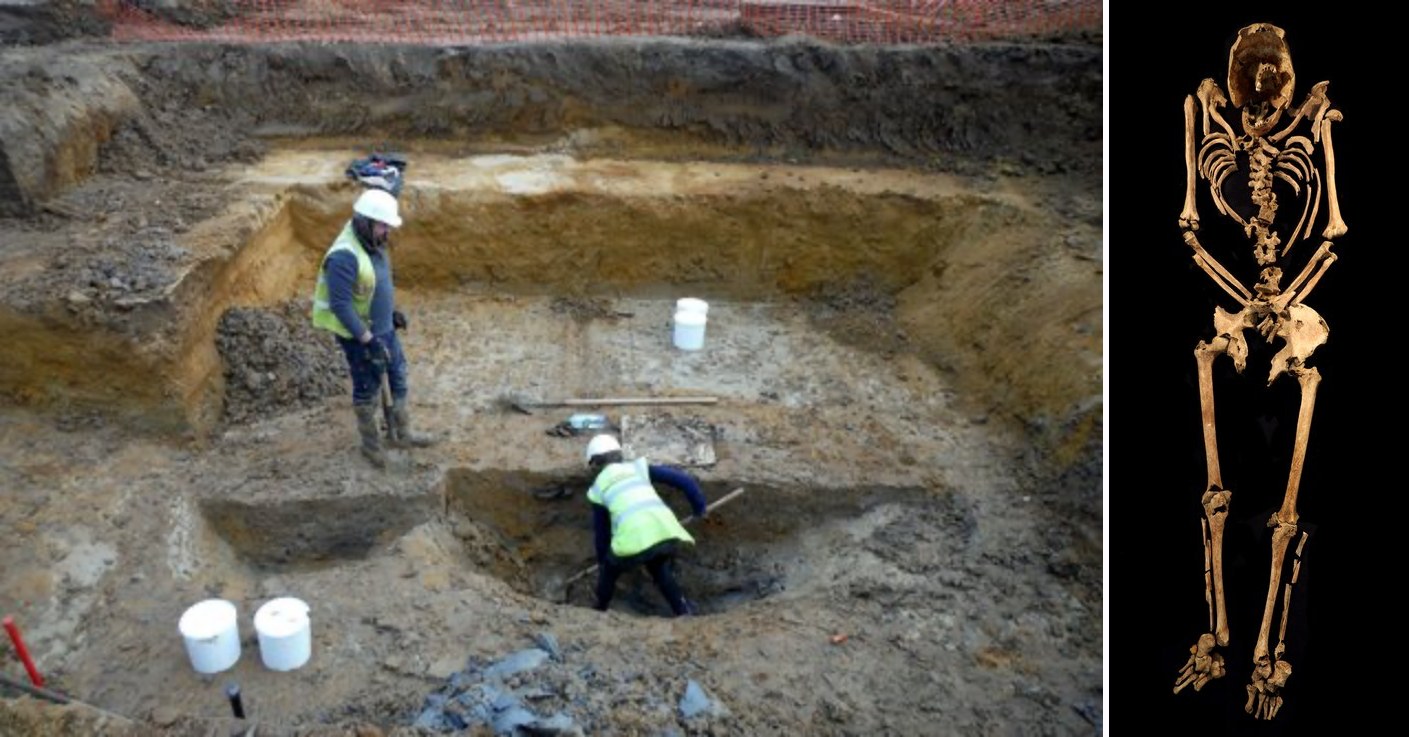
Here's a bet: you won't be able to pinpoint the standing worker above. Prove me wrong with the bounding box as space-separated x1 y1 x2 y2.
584 434 706 617
311 188 435 468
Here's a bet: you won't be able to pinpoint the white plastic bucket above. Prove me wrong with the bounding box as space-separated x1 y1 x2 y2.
675 297 709 317
673 310 707 351
178 599 240 674
254 597 311 672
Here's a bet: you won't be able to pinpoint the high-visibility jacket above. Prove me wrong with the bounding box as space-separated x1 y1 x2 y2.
587 458 694 558
310 222 375 338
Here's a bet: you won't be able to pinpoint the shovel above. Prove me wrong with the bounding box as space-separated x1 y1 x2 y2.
376 343 400 445
381 380 400 445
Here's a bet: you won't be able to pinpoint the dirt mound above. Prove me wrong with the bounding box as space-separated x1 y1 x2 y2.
97 93 265 176
399 642 730 734
806 276 908 357
49 226 190 314
215 301 347 425
126 1 240 30
0 1 109 46
548 295 630 322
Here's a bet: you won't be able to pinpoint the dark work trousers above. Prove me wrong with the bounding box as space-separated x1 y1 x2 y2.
336 331 408 405
595 539 692 616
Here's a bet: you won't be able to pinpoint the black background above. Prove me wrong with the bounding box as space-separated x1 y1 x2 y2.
1111 6 1385 734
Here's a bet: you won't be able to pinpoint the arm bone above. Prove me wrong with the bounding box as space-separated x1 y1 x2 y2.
1184 230 1253 305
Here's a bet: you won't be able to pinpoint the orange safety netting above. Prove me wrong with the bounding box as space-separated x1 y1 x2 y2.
95 1 1101 45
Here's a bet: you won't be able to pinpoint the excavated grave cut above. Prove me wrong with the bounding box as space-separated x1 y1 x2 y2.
195 463 971 618
445 469 961 616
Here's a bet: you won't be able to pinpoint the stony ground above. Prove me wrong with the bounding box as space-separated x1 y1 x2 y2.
2 286 1103 735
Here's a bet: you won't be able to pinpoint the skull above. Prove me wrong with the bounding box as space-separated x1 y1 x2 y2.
1228 23 1295 137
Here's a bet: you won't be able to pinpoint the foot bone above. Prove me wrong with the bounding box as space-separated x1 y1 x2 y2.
1174 632 1226 694
1245 656 1291 719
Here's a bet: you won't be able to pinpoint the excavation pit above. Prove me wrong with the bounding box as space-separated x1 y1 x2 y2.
143 145 1099 440
5 144 1095 440
198 465 444 569
193 462 974 620
444 469 960 617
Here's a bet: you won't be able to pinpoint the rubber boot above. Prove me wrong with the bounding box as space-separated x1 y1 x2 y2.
389 397 437 448
354 403 387 468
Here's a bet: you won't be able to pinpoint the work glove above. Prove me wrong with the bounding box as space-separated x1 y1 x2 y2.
365 336 390 372
393 310 408 332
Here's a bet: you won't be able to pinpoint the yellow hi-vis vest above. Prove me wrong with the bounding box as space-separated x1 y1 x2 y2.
310 222 375 339
587 457 695 558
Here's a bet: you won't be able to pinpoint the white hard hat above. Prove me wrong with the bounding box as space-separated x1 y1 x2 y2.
585 434 621 463
352 188 402 228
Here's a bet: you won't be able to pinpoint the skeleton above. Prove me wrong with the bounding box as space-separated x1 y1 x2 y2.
1171 23 1345 720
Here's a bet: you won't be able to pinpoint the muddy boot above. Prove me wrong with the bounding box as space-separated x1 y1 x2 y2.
354 404 387 468
389 397 437 448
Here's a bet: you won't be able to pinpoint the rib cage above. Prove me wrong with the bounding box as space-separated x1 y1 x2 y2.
1196 131 1319 255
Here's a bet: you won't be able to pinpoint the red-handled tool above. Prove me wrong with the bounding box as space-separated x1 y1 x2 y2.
4 615 44 687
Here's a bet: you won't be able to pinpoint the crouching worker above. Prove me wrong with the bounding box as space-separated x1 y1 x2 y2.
584 434 706 617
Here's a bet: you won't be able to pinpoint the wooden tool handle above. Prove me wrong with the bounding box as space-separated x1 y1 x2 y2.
557 397 718 407
680 486 746 525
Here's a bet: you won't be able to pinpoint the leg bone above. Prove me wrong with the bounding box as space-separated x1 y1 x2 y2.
1195 338 1234 648
1175 336 1236 694
1246 368 1320 720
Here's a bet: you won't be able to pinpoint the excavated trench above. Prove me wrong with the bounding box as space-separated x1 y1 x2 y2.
198 465 963 617
91 150 1046 428
176 147 1092 622
445 471 951 615
4 144 1094 441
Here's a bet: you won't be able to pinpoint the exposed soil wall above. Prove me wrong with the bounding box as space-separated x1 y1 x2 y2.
0 1 110 47
0 52 136 216
1 39 1100 216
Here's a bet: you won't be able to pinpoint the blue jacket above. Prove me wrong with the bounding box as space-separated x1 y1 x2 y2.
325 237 395 339
593 465 707 562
